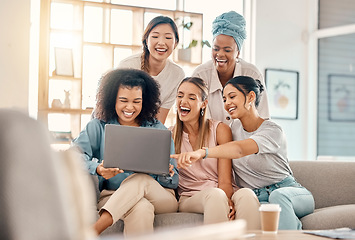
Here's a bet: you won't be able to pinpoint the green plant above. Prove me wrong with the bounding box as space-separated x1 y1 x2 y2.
178 19 211 49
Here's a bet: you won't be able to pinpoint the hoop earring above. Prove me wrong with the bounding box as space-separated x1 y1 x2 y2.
201 108 205 116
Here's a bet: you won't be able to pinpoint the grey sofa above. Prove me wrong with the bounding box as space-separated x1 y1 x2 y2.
98 160 355 235
289 160 355 230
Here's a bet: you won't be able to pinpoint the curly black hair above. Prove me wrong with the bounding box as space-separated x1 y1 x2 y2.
94 68 161 125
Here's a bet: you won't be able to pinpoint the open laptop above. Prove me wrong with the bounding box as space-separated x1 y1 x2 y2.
103 124 171 175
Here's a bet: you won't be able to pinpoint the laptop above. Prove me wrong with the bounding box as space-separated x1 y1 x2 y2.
103 124 171 175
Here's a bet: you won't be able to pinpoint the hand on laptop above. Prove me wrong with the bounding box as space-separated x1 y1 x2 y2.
96 161 124 179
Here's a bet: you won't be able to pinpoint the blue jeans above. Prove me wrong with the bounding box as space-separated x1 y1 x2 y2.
253 175 315 230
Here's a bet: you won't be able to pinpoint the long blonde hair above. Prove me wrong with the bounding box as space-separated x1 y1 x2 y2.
173 77 210 154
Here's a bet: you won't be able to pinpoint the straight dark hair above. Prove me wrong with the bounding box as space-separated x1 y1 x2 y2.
141 16 179 73
224 76 264 107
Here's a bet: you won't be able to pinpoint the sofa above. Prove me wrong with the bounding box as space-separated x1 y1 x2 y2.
98 160 355 235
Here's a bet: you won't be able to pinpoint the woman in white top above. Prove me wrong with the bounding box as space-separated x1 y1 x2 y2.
192 11 269 124
118 16 185 124
172 76 314 230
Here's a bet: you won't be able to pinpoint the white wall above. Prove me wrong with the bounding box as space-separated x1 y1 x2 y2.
0 0 31 112
254 0 317 160
0 0 319 160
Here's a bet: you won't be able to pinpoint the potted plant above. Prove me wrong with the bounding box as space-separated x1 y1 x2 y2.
177 20 211 62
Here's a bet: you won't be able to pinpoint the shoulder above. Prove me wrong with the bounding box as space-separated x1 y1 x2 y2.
118 53 141 68
86 118 106 130
214 120 231 134
260 120 283 133
79 118 107 140
211 119 232 143
144 120 167 130
192 60 214 76
166 60 185 75
238 59 262 78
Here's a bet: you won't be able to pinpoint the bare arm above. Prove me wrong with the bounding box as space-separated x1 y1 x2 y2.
156 107 170 124
172 138 259 169
215 123 236 220
215 123 234 198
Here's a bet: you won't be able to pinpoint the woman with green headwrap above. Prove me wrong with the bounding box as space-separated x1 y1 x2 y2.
192 11 269 125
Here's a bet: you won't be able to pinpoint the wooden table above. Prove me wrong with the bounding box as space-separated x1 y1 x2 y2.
246 230 329 240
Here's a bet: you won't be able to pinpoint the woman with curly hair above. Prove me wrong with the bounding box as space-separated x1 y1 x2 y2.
72 68 178 236
118 16 185 123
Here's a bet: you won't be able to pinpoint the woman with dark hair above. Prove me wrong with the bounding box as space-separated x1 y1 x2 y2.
172 76 314 230
171 77 262 229
73 68 178 236
192 11 269 124
118 16 185 124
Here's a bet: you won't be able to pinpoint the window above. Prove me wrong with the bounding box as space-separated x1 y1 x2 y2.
317 0 355 158
38 0 204 145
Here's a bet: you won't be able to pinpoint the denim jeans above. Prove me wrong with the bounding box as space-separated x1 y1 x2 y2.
253 175 315 230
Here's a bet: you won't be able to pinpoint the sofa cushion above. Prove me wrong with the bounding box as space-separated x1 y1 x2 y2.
154 213 203 229
102 220 124 235
289 161 355 209
300 204 355 230
101 212 204 235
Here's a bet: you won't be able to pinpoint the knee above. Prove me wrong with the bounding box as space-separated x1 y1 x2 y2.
124 173 154 187
232 188 258 203
205 188 228 203
269 189 288 204
130 173 153 182
131 198 154 216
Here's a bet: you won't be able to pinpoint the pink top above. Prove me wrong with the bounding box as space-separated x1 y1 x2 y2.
176 119 222 197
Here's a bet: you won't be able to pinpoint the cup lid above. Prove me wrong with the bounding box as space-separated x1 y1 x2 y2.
259 204 281 211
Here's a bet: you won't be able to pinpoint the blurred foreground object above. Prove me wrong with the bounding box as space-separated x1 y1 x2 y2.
0 109 96 240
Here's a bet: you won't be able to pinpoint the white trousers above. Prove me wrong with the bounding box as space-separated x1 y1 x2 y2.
178 187 261 230
98 173 178 235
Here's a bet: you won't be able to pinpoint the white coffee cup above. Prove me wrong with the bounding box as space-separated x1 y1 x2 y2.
259 204 281 234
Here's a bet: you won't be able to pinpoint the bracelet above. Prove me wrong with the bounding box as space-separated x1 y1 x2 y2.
202 147 208 159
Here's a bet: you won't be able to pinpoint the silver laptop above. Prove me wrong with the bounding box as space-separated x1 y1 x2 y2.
103 124 171 175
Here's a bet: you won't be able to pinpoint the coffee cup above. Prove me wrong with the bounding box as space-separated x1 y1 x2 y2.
259 204 281 234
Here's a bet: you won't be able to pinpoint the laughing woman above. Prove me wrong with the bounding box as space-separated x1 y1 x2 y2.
192 11 269 124
118 16 185 124
171 77 261 228
172 76 315 230
72 68 178 236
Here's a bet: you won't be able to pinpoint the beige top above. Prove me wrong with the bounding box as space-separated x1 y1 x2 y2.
192 59 270 124
118 53 185 109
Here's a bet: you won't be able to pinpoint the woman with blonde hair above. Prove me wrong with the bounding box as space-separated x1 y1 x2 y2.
171 77 260 228
172 76 314 230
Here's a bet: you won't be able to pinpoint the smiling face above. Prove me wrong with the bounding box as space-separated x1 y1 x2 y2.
176 82 206 123
223 83 248 120
147 23 177 62
115 86 143 126
212 34 240 75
